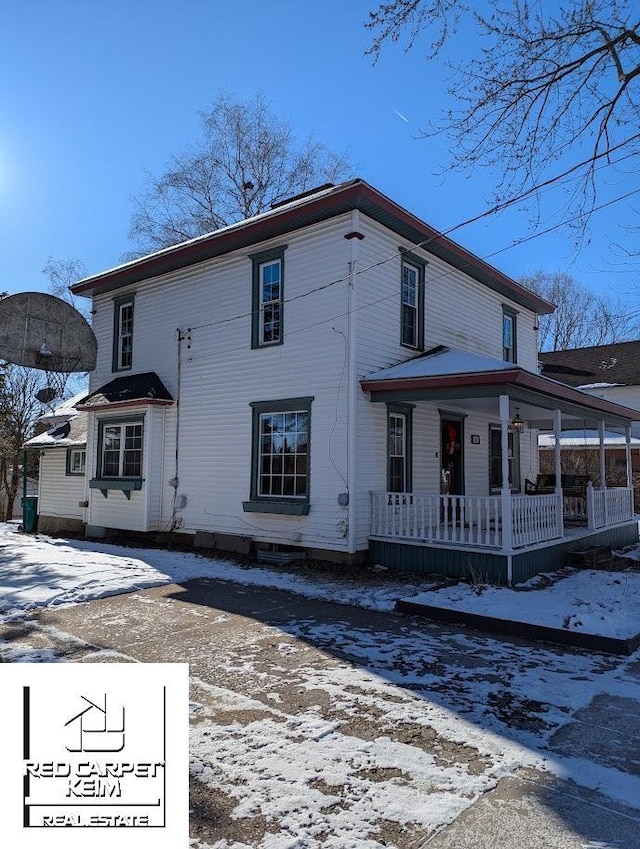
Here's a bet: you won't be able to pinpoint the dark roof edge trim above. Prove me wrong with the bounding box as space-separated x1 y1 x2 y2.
70 180 554 315
361 368 640 422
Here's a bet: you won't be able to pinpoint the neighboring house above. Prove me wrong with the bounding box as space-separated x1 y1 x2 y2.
539 342 640 432
34 179 639 583
540 341 640 505
24 392 88 535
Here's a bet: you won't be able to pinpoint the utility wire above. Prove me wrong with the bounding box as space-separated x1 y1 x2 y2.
184 183 640 365
184 147 640 336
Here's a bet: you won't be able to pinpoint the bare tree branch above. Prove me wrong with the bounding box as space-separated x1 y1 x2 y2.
366 0 640 229
127 91 352 256
520 270 637 351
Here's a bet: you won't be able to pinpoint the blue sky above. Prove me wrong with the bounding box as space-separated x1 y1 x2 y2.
1 0 638 314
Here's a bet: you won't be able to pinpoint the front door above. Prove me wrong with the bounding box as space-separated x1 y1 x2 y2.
440 417 464 495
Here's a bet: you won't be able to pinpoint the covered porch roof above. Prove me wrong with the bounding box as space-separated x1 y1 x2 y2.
361 346 640 429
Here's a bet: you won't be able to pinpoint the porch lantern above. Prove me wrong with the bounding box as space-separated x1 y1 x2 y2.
511 408 525 432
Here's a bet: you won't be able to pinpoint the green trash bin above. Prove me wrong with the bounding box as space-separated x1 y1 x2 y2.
22 495 38 533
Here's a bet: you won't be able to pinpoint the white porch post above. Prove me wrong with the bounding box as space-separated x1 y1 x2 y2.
499 395 513 581
626 425 633 490
598 419 608 526
553 408 564 536
598 420 607 490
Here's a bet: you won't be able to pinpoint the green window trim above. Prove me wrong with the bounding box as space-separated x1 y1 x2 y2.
386 402 414 492
502 305 518 364
399 248 426 351
112 293 135 372
250 245 287 349
65 447 86 476
96 416 144 482
243 396 313 514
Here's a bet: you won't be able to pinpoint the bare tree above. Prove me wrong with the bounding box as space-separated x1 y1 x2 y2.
128 91 352 256
366 1 640 226
0 366 50 521
42 257 89 319
521 270 636 351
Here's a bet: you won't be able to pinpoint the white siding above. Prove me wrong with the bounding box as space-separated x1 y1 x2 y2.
90 216 354 550
352 216 540 548
37 450 85 520
86 206 543 553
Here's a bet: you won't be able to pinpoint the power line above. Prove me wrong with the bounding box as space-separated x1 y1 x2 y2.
184 148 640 337
184 183 640 365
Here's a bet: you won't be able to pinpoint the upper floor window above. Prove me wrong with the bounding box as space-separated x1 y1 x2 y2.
251 245 287 348
99 420 143 479
399 251 425 350
502 307 517 363
113 295 135 371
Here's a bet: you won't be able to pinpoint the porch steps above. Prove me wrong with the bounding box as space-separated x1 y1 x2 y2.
565 544 613 570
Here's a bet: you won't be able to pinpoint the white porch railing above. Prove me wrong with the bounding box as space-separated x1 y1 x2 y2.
370 492 502 547
370 492 563 550
511 494 563 547
587 485 635 529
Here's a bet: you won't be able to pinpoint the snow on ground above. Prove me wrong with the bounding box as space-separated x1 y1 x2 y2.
2 522 640 640
2 524 640 846
400 568 640 639
0 524 420 623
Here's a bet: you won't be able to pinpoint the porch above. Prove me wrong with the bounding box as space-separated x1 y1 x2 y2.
369 488 637 584
361 346 640 584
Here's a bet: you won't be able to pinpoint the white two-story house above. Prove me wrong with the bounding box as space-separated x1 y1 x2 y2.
33 179 639 583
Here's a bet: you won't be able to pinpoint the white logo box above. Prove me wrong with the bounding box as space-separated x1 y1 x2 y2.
0 663 189 848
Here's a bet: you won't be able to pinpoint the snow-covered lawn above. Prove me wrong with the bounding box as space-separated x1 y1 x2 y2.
400 568 640 639
1 522 640 640
0 524 419 623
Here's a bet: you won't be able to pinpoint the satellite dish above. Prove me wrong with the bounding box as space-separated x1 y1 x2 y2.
35 386 58 404
0 292 96 372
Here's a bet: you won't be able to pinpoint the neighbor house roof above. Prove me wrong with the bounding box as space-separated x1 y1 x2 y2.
75 371 173 411
25 413 87 448
70 179 554 316
539 341 640 388
539 430 640 448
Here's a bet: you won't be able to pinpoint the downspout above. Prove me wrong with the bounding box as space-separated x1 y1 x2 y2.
346 210 360 556
170 328 185 529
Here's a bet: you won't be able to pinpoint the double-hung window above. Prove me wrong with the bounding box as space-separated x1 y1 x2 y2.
489 425 520 491
400 250 425 350
502 306 517 363
243 397 312 515
113 295 135 371
66 448 86 476
387 404 413 492
99 420 143 479
251 246 287 348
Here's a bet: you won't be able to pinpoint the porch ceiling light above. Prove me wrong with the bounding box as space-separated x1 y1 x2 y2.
511 408 525 432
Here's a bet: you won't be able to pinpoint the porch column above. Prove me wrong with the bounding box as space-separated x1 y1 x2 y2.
598 420 608 526
626 425 633 490
598 420 607 489
553 409 562 495
499 395 513 562
553 408 563 537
